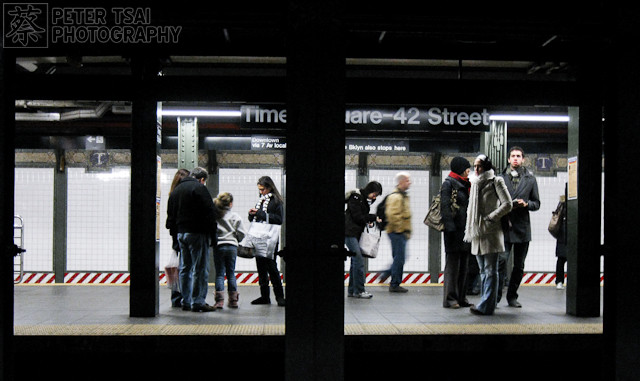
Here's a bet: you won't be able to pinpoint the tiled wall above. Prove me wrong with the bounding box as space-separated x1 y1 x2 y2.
66 167 131 271
14 168 54 272
13 159 604 275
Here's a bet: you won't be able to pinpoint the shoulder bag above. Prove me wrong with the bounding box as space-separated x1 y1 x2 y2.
424 187 458 232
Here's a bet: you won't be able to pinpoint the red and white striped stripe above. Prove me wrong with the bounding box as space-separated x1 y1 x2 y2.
14 272 605 286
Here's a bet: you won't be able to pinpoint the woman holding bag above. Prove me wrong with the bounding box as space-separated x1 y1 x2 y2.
345 181 383 299
248 176 286 306
464 155 512 316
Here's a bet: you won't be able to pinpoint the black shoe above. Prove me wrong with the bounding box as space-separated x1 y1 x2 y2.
276 297 286 307
192 303 216 312
182 304 191 311
459 301 473 308
389 286 408 293
470 307 486 315
251 296 271 305
507 299 522 308
172 301 182 308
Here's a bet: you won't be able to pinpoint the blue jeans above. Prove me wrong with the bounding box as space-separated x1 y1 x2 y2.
214 244 238 292
475 252 499 315
177 232 210 307
345 236 366 295
388 232 407 288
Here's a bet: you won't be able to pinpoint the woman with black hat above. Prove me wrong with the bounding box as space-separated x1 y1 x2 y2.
441 156 473 309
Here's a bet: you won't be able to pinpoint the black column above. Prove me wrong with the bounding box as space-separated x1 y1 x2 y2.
129 57 161 317
0 48 16 381
565 59 602 317
428 153 442 283
285 2 345 380
604 7 640 380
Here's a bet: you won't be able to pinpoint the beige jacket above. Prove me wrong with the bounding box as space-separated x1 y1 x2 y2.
469 176 512 255
385 188 412 238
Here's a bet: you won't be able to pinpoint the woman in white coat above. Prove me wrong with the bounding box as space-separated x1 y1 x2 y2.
464 155 513 315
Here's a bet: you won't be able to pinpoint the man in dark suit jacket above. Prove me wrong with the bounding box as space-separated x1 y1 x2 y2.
498 147 540 308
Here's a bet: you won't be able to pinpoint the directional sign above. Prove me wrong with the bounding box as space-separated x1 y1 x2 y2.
85 135 105 150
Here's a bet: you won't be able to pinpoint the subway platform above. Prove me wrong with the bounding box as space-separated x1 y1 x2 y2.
11 283 605 380
14 283 602 335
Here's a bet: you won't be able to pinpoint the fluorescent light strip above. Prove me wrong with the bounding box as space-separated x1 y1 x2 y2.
160 110 241 117
490 114 570 122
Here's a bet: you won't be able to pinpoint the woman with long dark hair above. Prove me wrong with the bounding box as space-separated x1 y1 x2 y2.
167 168 190 307
248 176 285 306
464 155 512 315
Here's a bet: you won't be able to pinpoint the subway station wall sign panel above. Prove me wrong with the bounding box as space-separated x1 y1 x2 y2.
241 105 491 132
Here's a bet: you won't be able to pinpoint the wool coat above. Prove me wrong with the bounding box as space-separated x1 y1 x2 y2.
469 175 513 255
499 167 541 243
441 175 471 253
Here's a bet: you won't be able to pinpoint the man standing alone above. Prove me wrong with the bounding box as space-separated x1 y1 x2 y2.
498 147 540 308
385 172 412 293
166 167 219 312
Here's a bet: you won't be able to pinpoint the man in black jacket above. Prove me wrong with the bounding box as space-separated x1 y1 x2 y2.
166 167 219 312
498 147 540 308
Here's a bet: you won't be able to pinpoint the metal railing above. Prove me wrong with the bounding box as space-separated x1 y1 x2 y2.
14 215 24 284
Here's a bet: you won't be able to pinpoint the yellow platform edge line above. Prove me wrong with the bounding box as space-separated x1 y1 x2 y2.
14 323 602 336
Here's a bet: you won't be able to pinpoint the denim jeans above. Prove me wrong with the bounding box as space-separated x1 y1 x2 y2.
345 236 366 295
475 252 499 315
177 232 210 307
214 244 238 292
388 232 407 288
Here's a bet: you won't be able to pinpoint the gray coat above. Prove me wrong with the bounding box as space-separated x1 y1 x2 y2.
470 176 513 255
499 167 541 243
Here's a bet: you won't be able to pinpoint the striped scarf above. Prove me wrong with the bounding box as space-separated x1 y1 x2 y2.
253 193 272 222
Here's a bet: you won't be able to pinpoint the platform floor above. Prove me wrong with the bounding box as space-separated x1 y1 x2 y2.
13 283 603 336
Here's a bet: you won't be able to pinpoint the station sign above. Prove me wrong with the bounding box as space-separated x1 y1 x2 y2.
240 104 490 131
345 139 409 153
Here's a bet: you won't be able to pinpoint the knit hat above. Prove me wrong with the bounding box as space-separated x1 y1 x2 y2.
450 156 471 175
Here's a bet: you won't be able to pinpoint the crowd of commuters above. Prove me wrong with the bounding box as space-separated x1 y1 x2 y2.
165 146 545 315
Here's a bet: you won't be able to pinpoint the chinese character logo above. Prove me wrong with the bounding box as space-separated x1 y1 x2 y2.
3 3 48 48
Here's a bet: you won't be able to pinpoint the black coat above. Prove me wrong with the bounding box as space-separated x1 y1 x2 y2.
499 167 541 243
440 175 471 253
166 177 219 245
345 190 376 238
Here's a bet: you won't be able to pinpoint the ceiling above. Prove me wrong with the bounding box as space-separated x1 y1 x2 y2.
10 2 610 149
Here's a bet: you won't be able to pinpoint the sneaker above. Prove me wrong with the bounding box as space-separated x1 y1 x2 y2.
556 283 565 290
355 291 373 299
389 286 408 293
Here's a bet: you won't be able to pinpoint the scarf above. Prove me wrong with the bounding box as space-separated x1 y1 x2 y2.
253 193 273 222
448 171 471 193
463 169 495 243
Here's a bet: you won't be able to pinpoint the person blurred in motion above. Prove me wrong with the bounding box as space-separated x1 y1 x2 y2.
384 172 412 293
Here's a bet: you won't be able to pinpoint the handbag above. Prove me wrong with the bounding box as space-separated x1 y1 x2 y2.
359 225 381 258
548 201 565 239
164 251 180 291
242 214 281 259
424 187 458 232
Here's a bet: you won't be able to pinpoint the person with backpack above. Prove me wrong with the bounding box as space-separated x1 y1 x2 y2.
384 172 413 293
345 181 383 299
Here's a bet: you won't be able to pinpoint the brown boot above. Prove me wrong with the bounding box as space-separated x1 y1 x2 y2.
228 291 239 308
214 291 225 309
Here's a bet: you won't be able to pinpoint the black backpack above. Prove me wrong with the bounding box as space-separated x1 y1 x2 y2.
376 192 398 230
